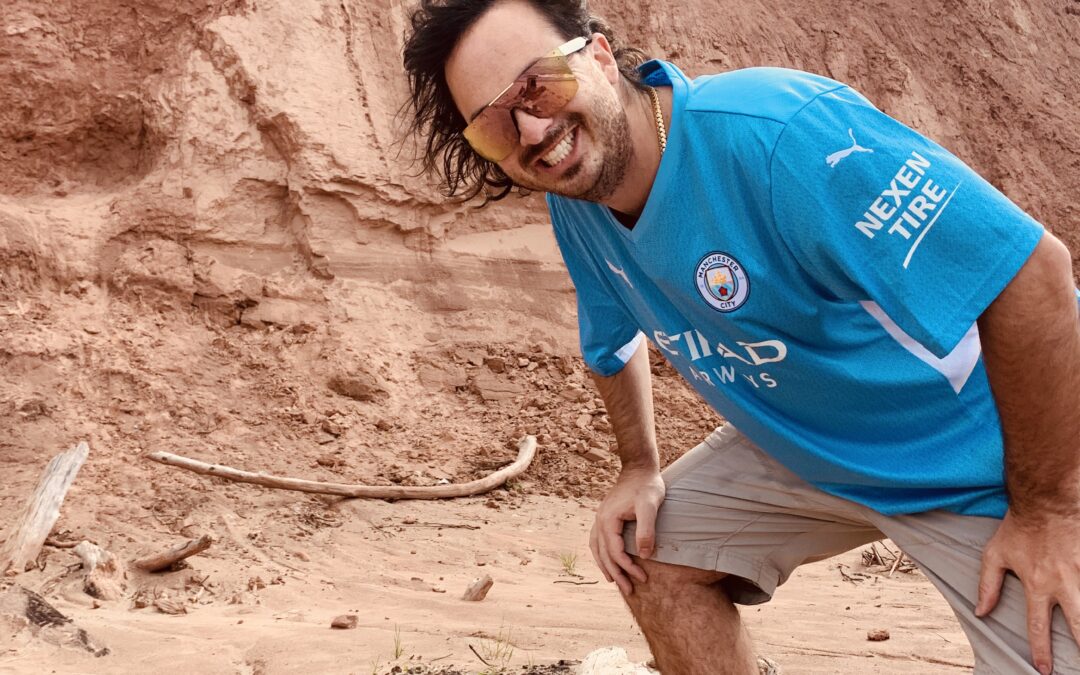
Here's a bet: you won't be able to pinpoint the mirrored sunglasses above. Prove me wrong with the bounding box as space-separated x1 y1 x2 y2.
463 36 591 162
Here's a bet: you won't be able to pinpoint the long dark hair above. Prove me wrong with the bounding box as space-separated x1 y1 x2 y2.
401 0 648 203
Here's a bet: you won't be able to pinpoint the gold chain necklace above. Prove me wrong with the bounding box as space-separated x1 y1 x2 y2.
646 86 667 155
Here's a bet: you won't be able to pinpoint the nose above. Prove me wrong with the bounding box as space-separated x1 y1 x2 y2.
513 109 555 148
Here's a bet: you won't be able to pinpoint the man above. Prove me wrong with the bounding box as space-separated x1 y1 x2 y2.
402 1 1080 673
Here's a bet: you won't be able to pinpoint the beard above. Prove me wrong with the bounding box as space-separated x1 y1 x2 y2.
510 91 634 203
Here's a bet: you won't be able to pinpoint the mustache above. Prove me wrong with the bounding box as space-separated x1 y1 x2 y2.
521 113 586 165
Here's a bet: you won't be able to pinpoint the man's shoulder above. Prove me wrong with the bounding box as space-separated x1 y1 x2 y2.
683 66 849 125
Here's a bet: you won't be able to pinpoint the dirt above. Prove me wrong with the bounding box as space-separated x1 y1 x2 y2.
0 0 1077 672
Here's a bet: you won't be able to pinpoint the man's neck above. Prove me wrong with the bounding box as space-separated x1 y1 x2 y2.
602 84 672 218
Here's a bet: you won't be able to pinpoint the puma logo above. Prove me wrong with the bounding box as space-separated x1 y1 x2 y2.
606 259 633 288
826 128 874 168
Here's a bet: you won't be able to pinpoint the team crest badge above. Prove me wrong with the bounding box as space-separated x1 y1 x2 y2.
695 252 750 312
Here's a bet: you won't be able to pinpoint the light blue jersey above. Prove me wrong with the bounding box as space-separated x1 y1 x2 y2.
547 61 1075 518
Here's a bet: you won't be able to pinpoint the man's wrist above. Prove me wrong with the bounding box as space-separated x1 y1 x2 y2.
618 451 660 474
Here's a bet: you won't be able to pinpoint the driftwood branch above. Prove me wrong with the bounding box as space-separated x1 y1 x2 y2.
0 442 89 574
145 436 537 499
133 535 213 572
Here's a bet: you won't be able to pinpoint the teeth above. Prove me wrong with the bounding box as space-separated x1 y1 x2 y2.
541 129 575 166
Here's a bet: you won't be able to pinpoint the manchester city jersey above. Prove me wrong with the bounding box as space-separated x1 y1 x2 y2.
546 60 1074 518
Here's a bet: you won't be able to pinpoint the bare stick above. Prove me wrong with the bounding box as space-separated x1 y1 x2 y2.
0 442 89 574
133 535 213 573
888 551 905 577
145 436 537 499
44 539 81 549
468 644 494 668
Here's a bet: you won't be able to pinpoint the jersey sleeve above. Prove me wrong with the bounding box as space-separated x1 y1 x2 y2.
769 86 1045 358
546 195 643 377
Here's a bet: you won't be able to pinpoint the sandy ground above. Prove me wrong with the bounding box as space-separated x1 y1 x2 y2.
1 494 973 674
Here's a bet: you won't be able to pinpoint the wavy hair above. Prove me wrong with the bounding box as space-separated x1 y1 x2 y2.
401 0 648 203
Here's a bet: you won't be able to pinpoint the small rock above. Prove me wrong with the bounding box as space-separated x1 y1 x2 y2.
328 373 387 402
462 574 493 601
417 363 468 390
374 418 392 431
461 350 485 367
580 447 609 464
554 356 575 375
517 358 530 368
331 614 358 630
320 418 344 436
575 414 592 430
472 371 524 402
559 387 587 401
867 628 890 642
484 356 506 373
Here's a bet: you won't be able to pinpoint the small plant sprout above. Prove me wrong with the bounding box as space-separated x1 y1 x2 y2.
559 552 579 577
393 624 405 660
470 624 516 675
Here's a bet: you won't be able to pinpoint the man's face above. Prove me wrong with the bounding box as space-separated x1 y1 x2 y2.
445 0 633 201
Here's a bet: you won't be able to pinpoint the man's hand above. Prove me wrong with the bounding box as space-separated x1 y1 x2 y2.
977 510 1080 675
977 233 1080 674
589 467 665 596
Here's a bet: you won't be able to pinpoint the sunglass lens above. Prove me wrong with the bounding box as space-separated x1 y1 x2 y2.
464 108 518 161
464 53 578 161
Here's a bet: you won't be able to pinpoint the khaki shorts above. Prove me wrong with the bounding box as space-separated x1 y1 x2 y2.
623 425 1080 674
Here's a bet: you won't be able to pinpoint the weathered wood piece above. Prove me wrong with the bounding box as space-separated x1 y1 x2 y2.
0 585 109 656
0 441 89 574
133 534 213 573
74 541 126 601
153 596 187 615
146 436 537 500
462 574 493 601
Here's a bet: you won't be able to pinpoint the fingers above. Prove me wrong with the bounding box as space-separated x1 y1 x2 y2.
634 499 658 560
1025 592 1054 675
588 524 611 583
1058 592 1080 675
976 553 1006 617
603 521 647 586
589 515 632 593
589 509 646 595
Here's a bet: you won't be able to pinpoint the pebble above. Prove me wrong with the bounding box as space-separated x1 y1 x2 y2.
331 614 358 629
867 628 890 642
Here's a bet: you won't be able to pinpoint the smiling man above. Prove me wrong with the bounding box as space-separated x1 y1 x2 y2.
402 1 1080 673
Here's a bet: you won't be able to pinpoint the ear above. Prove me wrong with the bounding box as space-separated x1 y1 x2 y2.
587 32 620 85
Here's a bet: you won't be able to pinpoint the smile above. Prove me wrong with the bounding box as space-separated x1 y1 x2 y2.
540 125 578 167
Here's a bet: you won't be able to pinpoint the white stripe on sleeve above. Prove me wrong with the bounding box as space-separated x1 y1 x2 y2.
860 301 981 394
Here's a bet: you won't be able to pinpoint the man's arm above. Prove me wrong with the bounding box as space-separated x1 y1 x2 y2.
588 337 666 596
975 232 1080 675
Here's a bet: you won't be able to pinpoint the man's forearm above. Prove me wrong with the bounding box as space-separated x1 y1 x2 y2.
591 336 660 472
979 233 1080 519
